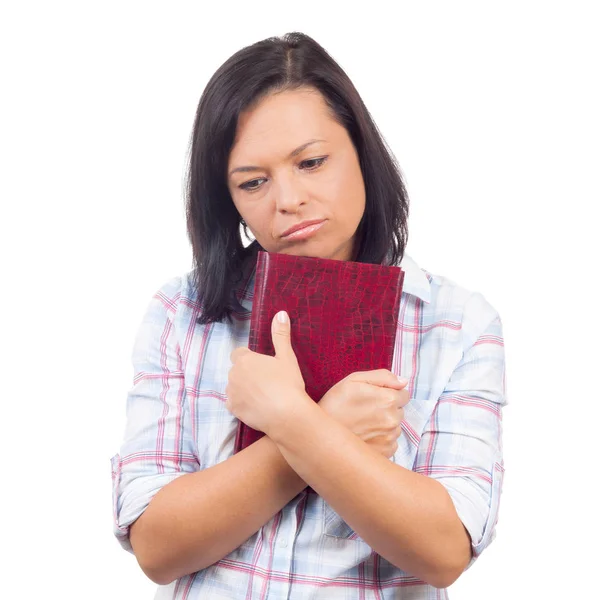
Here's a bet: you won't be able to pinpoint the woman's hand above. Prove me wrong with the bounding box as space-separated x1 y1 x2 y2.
318 370 410 459
226 311 311 436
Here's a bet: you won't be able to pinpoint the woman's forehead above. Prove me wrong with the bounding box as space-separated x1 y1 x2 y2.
229 90 343 165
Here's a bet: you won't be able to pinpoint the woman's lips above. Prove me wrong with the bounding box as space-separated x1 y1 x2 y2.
281 220 326 241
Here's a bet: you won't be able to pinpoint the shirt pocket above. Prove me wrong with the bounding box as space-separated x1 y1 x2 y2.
321 496 363 540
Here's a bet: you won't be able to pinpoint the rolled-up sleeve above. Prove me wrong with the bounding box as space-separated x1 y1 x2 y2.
110 276 200 554
414 292 507 570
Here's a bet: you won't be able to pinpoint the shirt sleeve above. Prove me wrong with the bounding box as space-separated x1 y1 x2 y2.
413 292 507 571
110 276 200 554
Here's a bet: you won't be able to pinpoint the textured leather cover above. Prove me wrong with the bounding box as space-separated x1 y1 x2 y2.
233 250 404 455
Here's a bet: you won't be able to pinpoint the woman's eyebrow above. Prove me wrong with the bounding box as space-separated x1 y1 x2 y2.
229 139 325 177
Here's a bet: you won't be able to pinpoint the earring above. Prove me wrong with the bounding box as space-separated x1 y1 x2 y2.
240 219 246 226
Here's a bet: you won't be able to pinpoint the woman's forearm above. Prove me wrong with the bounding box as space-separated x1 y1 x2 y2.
129 435 306 585
269 400 471 589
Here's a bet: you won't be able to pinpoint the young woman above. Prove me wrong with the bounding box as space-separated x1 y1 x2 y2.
111 32 506 599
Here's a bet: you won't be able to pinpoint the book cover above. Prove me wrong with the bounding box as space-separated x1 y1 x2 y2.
234 250 405 454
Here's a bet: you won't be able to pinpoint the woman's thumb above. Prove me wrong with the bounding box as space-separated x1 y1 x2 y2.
271 311 294 359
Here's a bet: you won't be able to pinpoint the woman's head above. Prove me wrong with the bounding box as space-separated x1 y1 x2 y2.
186 32 409 324
228 86 365 263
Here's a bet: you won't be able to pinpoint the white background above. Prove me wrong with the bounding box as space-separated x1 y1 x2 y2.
2 1 598 598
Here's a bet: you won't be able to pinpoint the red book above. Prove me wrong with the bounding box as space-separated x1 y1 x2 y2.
233 250 405 454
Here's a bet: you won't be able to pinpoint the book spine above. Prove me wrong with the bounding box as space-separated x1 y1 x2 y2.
248 251 269 353
235 251 269 453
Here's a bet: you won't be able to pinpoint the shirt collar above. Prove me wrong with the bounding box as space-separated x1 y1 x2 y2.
398 253 431 304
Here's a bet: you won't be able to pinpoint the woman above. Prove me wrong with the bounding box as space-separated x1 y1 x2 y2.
111 32 506 599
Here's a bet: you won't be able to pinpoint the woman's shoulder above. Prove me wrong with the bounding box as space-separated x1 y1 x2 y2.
147 269 202 323
399 253 501 335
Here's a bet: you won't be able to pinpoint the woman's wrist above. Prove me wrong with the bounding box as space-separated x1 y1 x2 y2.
266 394 324 453
257 431 308 492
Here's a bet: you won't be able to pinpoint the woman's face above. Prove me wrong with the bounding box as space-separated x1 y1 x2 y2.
227 87 366 261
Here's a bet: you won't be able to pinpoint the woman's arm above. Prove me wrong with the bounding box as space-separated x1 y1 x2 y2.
269 400 471 589
275 403 470 587
132 367 407 585
225 309 473 588
267 300 506 589
117 290 405 586
112 280 306 585
130 435 306 585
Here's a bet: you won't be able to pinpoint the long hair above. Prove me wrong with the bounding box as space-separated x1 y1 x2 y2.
186 32 409 324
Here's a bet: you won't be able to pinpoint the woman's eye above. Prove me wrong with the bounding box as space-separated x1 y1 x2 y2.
240 178 266 191
238 157 327 192
300 156 327 170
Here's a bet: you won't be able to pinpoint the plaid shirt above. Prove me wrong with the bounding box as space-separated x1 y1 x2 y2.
111 252 507 599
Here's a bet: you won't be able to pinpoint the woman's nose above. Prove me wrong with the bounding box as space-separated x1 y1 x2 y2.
274 177 308 213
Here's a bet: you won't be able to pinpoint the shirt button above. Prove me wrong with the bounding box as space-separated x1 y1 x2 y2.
279 538 288 548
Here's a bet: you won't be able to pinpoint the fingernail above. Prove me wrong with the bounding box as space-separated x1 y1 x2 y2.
277 310 288 324
397 376 409 386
